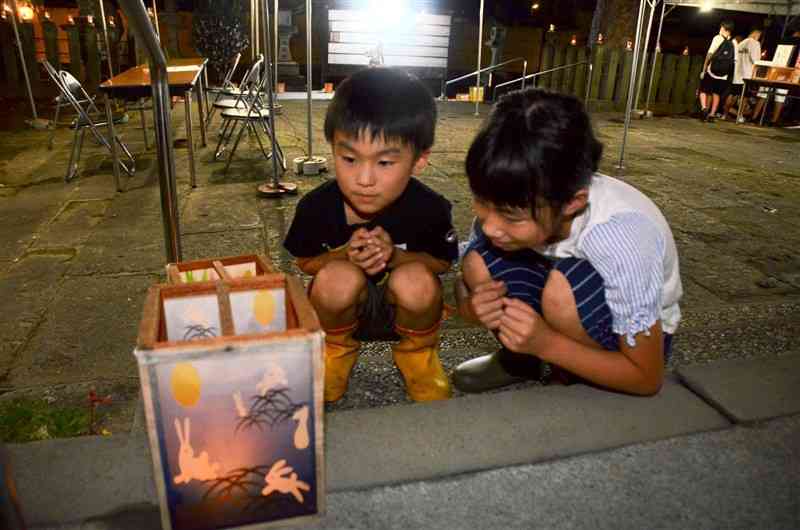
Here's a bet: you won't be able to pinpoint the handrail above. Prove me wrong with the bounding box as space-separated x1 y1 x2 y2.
119 0 181 262
494 60 590 91
444 57 527 87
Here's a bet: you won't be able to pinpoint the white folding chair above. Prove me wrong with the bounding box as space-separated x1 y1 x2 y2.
54 70 136 182
213 60 286 174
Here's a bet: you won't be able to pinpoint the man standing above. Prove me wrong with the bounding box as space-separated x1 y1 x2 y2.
699 20 735 122
724 27 762 120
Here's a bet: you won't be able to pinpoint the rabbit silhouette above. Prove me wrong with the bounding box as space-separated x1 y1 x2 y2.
262 459 310 503
173 417 221 484
233 391 248 418
292 406 310 450
256 363 289 396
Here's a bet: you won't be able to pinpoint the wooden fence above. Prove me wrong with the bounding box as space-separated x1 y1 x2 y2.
490 43 705 115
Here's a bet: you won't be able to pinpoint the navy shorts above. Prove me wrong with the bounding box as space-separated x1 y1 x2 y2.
465 236 673 358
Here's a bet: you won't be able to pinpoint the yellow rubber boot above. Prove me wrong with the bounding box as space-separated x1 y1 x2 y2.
324 322 361 403
392 323 452 402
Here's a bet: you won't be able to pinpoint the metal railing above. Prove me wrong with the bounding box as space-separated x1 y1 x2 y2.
494 60 593 103
439 57 528 100
119 0 181 262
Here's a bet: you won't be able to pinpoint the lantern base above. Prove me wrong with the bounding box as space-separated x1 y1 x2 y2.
257 181 299 198
293 156 328 176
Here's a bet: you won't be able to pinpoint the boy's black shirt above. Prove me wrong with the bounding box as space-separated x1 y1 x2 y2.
283 178 458 275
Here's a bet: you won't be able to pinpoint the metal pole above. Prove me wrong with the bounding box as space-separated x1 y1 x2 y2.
474 0 484 116
274 0 279 91
151 0 160 40
9 0 38 120
119 0 180 262
618 0 647 171
521 60 527 89
644 0 666 113
585 62 593 103
306 0 313 159
263 0 281 187
97 0 114 79
633 0 655 111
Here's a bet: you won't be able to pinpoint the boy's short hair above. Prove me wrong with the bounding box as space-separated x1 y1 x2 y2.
324 67 436 156
721 20 734 33
466 88 602 217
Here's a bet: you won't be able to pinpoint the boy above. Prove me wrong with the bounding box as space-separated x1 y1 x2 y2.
725 28 762 121
283 67 458 403
699 20 735 122
453 89 682 396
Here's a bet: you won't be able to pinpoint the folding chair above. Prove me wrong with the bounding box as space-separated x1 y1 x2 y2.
53 69 136 182
43 60 101 150
204 52 242 125
213 62 286 174
212 55 265 159
207 54 262 129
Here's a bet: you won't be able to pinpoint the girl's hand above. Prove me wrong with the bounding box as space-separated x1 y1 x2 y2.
469 280 507 330
498 297 551 355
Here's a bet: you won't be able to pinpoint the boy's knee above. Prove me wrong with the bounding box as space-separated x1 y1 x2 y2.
462 249 492 288
388 262 442 313
311 261 366 312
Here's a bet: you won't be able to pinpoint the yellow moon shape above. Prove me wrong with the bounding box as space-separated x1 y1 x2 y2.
171 363 201 407
253 290 276 326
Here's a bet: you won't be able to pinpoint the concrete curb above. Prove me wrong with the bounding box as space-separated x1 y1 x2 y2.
9 356 800 527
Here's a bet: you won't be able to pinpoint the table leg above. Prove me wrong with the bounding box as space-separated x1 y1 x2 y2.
195 81 207 148
202 66 210 121
184 89 197 188
736 82 746 124
104 93 122 192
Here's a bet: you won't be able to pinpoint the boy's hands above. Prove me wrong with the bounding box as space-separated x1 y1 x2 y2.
467 280 507 330
347 227 394 275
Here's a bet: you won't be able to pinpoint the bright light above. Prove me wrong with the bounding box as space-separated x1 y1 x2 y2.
570 35 577 46
18 5 34 20
87 14 94 25
44 10 50 19
67 14 74 24
531 3 540 10
700 1 713 12
365 0 414 36
548 24 555 32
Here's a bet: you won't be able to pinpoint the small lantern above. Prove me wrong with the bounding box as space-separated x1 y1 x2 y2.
530 2 540 11
147 7 154 17
108 15 115 26
597 33 604 45
67 14 75 24
86 14 94 25
626 39 634 51
570 35 577 46
18 4 34 21
0 4 9 20
44 10 50 20
548 23 555 32
682 46 689 56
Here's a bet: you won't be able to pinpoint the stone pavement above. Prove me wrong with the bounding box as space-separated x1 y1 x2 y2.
0 98 799 527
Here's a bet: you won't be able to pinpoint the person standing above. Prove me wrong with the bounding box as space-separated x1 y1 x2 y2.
698 20 735 122
724 28 762 120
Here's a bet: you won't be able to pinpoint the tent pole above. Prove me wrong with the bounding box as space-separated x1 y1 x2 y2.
634 0 655 111
151 0 160 41
274 0 279 91
97 0 114 79
617 0 647 171
644 0 666 114
9 0 38 120
474 0 485 116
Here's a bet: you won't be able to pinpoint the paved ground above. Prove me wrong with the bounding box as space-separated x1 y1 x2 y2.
0 97 799 434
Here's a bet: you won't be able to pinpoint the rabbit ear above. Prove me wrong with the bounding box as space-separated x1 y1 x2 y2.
174 418 183 444
184 417 190 442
